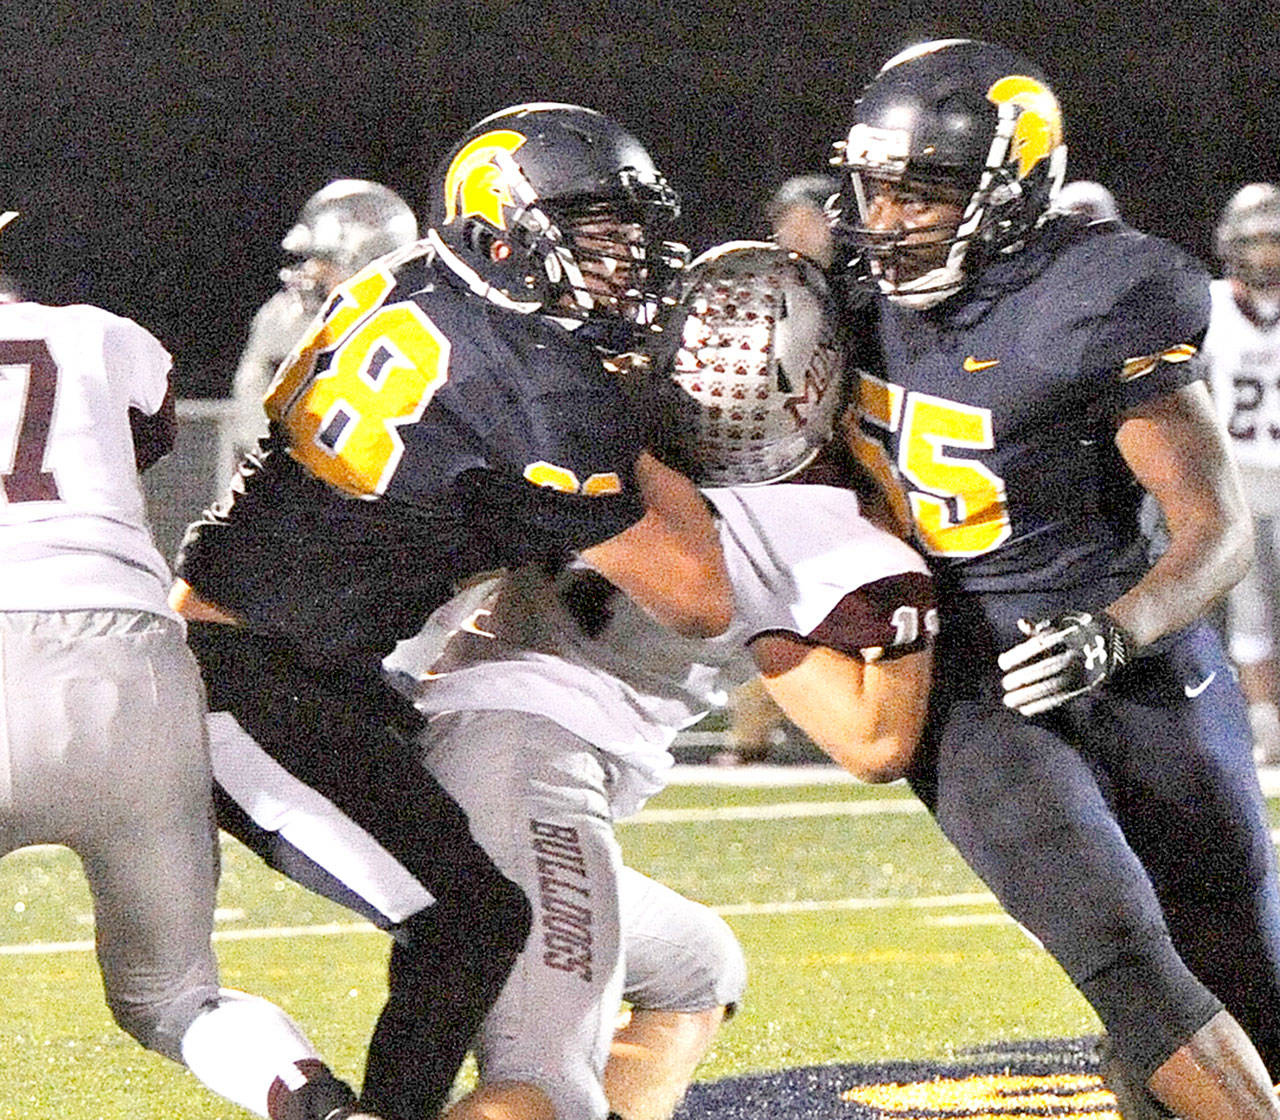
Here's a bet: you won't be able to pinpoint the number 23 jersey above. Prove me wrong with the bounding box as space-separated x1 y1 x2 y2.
177 231 648 667
1203 278 1280 515
853 217 1210 603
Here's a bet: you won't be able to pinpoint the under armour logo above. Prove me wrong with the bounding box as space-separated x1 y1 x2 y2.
1082 635 1107 670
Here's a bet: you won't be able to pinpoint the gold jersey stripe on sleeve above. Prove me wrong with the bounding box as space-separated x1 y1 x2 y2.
1119 342 1197 382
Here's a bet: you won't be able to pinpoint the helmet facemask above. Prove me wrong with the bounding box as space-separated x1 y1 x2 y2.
832 40 1067 309
537 192 687 333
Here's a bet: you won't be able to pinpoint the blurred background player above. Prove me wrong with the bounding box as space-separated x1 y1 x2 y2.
171 102 733 1120
0 240 379 1119
229 178 419 455
385 241 934 1120
806 37 1280 1120
1204 182 1280 764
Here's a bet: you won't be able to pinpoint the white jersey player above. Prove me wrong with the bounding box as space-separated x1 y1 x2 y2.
0 293 379 1119
1204 183 1280 761
386 244 937 1120
230 179 419 456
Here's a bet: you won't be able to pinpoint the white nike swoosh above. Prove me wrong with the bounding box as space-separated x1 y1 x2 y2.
1184 672 1217 699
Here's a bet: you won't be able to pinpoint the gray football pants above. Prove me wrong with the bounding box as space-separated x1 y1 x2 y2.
0 610 221 1059
419 708 746 1120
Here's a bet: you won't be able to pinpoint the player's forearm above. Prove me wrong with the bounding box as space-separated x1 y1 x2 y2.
579 454 732 637
757 643 931 783
1109 382 1254 648
1106 512 1252 648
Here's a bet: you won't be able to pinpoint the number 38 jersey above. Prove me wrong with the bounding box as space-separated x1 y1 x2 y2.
0 302 176 617
177 231 648 669
853 217 1210 612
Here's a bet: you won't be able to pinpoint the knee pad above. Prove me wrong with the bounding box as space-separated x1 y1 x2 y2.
624 899 746 1014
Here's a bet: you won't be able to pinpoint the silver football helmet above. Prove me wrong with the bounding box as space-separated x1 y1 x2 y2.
1050 180 1119 223
1215 183 1280 291
669 241 847 485
279 178 419 296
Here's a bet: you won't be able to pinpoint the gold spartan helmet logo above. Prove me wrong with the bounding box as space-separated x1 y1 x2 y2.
442 129 529 230
986 75 1063 178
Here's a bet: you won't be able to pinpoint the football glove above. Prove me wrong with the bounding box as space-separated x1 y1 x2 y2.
997 611 1133 717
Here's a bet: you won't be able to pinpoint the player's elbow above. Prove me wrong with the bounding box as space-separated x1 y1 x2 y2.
820 730 917 783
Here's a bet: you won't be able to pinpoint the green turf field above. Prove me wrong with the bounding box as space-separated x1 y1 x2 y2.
1 771 1274 1117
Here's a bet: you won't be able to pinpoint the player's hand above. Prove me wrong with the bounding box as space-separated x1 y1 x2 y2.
997 611 1132 717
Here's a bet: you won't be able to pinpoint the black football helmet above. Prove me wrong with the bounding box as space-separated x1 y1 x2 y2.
833 39 1067 307
431 102 686 339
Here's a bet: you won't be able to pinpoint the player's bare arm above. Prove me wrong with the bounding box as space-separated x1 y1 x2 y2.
1108 380 1253 647
1000 381 1254 717
579 451 733 638
751 633 931 782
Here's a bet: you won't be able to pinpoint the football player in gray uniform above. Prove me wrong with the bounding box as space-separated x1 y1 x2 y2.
229 178 419 456
0 273 379 1118
382 241 936 1120
1204 183 1280 763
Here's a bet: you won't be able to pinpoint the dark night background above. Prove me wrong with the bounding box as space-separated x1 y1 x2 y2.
4 0 1279 398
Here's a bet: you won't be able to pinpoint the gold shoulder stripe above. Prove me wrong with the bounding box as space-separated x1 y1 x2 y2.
1119 343 1198 382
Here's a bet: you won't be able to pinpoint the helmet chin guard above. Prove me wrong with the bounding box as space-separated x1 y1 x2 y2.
667 241 847 486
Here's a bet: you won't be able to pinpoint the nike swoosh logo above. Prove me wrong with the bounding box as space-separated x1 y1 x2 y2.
963 356 1000 372
1184 671 1217 699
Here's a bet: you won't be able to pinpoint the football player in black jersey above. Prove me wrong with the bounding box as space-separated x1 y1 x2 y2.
780 38 1280 1120
170 103 732 1120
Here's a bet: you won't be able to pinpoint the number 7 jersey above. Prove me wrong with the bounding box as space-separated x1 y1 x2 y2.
0 301 177 615
851 218 1211 600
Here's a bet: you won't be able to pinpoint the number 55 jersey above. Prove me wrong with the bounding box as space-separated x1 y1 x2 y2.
0 301 177 617
851 216 1211 649
177 231 651 669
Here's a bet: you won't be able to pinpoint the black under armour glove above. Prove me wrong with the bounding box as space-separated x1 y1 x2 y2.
997 611 1133 717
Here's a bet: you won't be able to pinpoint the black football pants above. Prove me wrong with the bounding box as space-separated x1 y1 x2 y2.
187 622 533 1120
911 620 1280 1083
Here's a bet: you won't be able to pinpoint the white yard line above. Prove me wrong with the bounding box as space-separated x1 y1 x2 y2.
713 892 995 917
0 893 1002 957
4 771 1277 957
624 799 925 824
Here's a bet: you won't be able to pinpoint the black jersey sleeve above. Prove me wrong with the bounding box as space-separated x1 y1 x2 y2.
455 467 646 558
1083 240 1212 413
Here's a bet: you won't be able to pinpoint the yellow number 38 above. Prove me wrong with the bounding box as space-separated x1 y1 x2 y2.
265 266 450 497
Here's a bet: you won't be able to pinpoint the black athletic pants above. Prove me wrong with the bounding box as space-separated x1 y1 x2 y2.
187 622 533 1120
